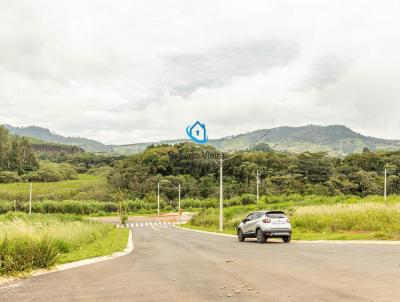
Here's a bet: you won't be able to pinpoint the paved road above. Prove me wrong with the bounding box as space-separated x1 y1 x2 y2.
1 219 400 302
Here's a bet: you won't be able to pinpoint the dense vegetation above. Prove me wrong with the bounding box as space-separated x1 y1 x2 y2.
0 213 128 275
0 125 123 184
0 126 38 175
108 143 400 200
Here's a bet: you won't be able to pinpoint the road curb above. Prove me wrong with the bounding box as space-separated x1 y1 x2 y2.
173 225 236 238
174 226 400 245
0 230 134 286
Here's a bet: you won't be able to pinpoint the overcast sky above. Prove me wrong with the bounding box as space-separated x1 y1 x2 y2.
1 0 400 144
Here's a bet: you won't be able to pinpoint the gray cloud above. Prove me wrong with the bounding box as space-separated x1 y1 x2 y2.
163 40 299 96
0 0 400 144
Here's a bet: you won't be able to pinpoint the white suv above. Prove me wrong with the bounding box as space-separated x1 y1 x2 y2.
237 211 292 243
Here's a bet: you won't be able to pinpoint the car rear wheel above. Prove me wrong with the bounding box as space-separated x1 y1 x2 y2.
237 229 245 242
283 236 291 243
256 229 266 244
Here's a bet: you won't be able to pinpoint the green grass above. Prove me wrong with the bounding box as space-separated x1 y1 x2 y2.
0 213 129 276
0 174 107 201
57 227 129 264
185 201 400 240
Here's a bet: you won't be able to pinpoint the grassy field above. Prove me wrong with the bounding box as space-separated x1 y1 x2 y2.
0 213 129 276
184 200 400 240
0 174 107 201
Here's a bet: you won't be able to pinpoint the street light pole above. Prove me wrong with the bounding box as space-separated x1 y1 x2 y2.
178 183 181 214
219 155 223 232
29 182 32 215
384 168 387 204
256 170 260 202
157 181 160 215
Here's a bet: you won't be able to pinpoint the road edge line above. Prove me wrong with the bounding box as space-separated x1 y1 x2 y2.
173 225 236 238
173 226 400 245
0 229 134 285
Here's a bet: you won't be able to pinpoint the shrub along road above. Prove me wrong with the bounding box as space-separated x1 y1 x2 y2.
1 217 400 302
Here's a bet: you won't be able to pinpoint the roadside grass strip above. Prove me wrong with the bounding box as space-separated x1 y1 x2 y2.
0 213 129 276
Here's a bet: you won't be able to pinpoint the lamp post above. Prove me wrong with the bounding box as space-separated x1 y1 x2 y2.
29 182 32 215
157 182 160 215
219 155 223 232
178 183 181 214
384 168 387 204
256 170 260 203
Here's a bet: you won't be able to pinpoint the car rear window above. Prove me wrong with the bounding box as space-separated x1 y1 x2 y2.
266 212 286 218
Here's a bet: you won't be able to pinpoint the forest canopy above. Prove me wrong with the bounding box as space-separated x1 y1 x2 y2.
108 143 400 199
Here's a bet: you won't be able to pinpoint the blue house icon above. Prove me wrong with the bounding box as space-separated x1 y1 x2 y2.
186 121 208 144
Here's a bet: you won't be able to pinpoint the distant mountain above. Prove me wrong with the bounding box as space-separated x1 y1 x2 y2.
4 125 111 152
208 125 400 155
113 125 400 155
4 124 400 155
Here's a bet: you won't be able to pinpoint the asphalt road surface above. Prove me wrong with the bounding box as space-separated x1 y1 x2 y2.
1 218 400 302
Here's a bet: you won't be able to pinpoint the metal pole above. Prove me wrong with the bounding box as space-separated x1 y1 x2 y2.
384 168 387 203
29 182 32 215
178 183 181 214
219 155 223 232
256 170 260 202
157 182 160 215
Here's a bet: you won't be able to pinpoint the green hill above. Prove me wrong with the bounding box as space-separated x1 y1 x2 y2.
4 124 400 155
209 125 400 155
4 125 111 153
113 125 400 155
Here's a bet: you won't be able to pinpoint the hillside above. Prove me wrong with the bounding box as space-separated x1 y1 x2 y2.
112 125 400 155
209 125 400 155
4 125 111 153
4 124 400 155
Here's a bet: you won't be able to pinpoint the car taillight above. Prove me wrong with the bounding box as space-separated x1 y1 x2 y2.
286 218 290 223
262 218 271 223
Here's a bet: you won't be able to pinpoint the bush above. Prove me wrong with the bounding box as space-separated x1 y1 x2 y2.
240 194 257 205
0 171 22 183
23 162 78 182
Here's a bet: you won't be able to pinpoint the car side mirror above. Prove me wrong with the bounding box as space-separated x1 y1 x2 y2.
242 219 248 223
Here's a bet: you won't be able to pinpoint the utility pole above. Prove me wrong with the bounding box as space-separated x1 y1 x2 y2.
157 182 160 215
219 154 223 232
384 168 387 204
256 170 260 202
178 183 181 214
29 182 32 215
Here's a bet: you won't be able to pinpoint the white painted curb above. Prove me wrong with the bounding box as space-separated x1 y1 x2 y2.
173 225 236 238
0 230 134 285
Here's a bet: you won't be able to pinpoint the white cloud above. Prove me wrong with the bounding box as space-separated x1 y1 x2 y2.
1 0 400 144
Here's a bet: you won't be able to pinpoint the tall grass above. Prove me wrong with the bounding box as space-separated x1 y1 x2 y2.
0 213 114 275
188 201 400 240
1 194 399 216
292 203 400 235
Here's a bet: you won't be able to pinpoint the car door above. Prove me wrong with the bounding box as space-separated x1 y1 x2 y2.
242 213 253 234
247 212 261 234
